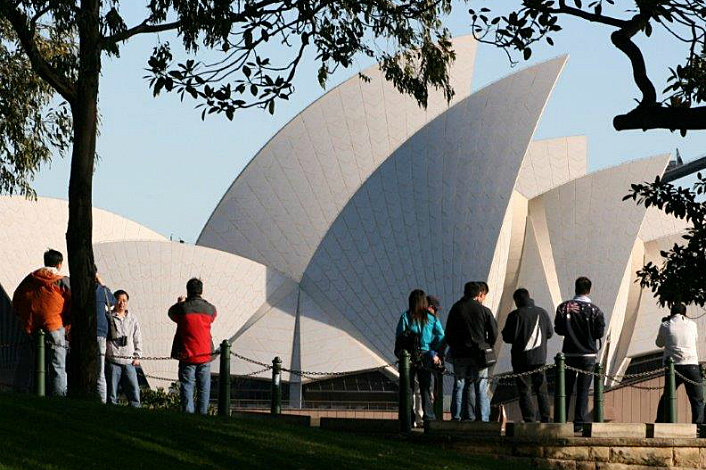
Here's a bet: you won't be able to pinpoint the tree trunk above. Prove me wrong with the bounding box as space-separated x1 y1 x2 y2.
66 0 101 398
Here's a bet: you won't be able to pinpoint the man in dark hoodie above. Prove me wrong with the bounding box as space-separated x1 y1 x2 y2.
502 288 553 422
13 249 71 396
446 281 498 421
555 276 605 428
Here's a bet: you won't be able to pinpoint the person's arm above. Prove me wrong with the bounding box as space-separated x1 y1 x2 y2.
542 309 554 340
501 312 516 344
554 304 567 336
593 306 606 339
395 312 407 338
432 316 445 353
168 300 182 322
132 318 142 365
486 309 498 345
655 323 666 348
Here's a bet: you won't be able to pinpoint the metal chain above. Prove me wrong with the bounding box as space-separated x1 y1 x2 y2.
675 369 704 386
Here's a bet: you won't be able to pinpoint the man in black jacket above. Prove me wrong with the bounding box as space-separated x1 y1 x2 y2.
446 281 498 421
555 276 606 428
502 288 554 422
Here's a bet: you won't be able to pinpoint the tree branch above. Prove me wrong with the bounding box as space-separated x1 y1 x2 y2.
614 104 706 130
554 0 630 28
0 0 77 103
610 16 657 107
101 19 181 47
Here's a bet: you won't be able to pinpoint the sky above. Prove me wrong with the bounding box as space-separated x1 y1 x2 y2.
29 2 706 243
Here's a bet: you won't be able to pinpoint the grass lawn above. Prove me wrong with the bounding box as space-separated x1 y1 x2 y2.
0 393 527 470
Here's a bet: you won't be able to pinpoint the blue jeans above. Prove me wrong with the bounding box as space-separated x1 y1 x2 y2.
179 362 211 415
475 367 490 422
451 359 490 421
107 362 141 407
46 328 67 397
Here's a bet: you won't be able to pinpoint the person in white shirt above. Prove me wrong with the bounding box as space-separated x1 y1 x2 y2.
655 303 704 423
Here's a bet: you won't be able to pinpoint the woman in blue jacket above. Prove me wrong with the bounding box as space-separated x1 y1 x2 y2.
396 289 445 421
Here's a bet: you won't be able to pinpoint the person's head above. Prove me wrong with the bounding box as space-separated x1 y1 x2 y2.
478 281 489 303
670 303 687 317
186 277 203 297
513 288 531 308
575 276 592 296
44 249 63 270
464 281 481 300
113 290 129 312
427 296 441 316
408 289 429 325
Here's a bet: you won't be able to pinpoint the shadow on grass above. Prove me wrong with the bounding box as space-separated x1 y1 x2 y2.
0 393 522 470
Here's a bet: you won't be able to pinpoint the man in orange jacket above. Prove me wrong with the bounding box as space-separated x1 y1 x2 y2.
13 249 71 396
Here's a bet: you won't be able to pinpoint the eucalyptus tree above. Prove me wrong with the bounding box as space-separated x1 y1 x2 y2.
0 0 457 396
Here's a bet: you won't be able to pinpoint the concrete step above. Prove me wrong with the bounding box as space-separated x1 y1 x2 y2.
647 423 697 438
506 422 574 439
583 422 646 438
319 417 400 433
424 420 503 436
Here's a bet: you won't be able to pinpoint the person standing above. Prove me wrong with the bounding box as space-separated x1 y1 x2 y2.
502 288 553 423
95 270 115 404
475 281 495 422
395 289 445 422
105 290 142 407
169 278 217 415
445 282 498 421
655 304 704 423
555 276 605 428
12 249 71 396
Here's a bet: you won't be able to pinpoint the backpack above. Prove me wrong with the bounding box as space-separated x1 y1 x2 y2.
394 311 423 364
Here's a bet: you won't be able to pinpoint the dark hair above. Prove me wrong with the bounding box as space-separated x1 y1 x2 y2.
513 288 531 308
670 303 687 316
464 282 481 299
408 289 429 326
113 289 129 300
575 276 592 296
187 277 203 297
44 249 63 268
479 281 489 295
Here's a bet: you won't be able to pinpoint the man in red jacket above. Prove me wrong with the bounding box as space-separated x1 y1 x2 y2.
13 249 71 396
168 278 217 414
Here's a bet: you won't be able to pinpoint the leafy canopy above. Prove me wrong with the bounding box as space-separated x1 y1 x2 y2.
0 0 459 196
468 0 706 132
624 174 706 307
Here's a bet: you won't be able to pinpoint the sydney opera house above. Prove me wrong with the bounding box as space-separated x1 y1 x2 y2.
0 37 695 418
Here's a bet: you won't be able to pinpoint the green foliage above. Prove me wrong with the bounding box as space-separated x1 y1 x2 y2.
624 174 706 307
0 19 73 197
142 0 457 119
467 0 706 131
140 385 181 411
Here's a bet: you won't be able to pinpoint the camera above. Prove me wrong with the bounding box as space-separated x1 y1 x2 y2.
111 335 127 347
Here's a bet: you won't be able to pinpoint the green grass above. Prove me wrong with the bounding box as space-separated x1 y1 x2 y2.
0 393 524 470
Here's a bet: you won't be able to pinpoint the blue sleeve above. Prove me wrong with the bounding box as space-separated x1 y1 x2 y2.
107 288 116 306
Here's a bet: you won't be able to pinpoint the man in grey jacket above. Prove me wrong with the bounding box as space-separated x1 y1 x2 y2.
655 303 703 423
105 289 142 407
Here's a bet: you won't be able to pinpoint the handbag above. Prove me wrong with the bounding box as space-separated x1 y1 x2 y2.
394 312 423 365
477 345 497 369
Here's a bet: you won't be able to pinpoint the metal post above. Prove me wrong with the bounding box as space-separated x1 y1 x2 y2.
218 340 231 417
554 353 566 424
593 363 604 423
434 371 444 421
271 356 282 415
398 350 411 433
666 357 677 423
35 329 45 397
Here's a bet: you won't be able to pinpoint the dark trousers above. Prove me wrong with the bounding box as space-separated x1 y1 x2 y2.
656 364 704 424
514 364 551 423
564 356 595 423
410 365 435 421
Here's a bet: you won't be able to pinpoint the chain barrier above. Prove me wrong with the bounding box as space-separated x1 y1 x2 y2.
674 369 704 386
